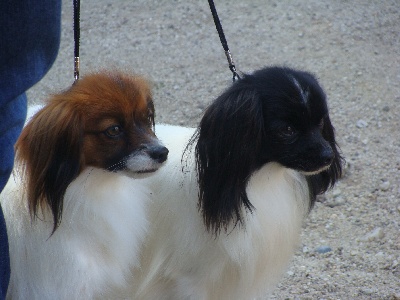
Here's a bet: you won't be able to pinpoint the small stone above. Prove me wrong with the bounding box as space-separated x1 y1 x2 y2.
315 246 332 253
326 196 346 208
360 288 374 295
379 181 390 191
392 260 399 268
363 227 385 242
350 250 358 256
342 162 350 176
332 189 342 198
356 119 368 128
382 106 390 112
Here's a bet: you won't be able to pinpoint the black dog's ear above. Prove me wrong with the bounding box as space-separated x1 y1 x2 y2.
307 115 344 205
15 99 84 234
188 80 264 234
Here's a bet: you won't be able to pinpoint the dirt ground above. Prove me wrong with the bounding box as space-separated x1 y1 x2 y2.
27 0 400 299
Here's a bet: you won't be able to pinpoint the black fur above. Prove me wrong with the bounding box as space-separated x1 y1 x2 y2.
191 66 343 234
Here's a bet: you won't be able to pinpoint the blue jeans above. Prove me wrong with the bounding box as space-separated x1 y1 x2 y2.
0 1 61 297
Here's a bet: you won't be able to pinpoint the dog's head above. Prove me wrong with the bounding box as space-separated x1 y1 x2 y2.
192 66 343 233
16 71 168 232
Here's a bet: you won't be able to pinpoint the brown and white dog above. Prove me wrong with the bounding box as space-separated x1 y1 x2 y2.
0 71 168 299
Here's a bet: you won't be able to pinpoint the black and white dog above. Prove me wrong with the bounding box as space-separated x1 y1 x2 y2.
132 66 343 299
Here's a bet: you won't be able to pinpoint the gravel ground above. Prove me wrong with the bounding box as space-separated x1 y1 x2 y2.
27 0 400 299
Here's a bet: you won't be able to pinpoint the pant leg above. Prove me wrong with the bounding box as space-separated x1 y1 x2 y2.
0 94 27 192
0 1 61 298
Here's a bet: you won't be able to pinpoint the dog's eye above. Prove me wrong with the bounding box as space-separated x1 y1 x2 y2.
104 125 123 138
148 112 154 124
146 111 155 130
279 126 296 137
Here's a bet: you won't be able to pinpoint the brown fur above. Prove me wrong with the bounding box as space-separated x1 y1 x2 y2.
15 71 156 232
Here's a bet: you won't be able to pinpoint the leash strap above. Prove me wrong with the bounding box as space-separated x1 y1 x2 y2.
207 0 240 81
73 1 238 82
73 0 80 82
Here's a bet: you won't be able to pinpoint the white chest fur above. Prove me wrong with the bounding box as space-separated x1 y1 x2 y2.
134 125 309 300
2 168 150 299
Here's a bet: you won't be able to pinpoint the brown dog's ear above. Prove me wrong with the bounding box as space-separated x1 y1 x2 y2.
15 98 84 233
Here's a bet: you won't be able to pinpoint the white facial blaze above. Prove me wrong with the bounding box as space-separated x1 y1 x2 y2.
125 138 167 173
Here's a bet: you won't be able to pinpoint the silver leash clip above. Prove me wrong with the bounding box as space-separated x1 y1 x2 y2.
225 50 240 81
224 50 235 67
74 56 80 82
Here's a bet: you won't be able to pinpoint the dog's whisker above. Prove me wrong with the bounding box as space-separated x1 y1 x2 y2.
107 160 126 172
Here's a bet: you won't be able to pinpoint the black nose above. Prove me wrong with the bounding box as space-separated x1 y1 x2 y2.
321 147 334 166
148 145 169 163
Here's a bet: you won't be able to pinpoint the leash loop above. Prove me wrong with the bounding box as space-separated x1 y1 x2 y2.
208 0 240 81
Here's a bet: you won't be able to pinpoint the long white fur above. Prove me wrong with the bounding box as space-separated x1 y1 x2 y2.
1 168 150 299
131 124 310 299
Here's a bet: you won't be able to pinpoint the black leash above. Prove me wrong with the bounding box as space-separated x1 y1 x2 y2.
73 1 238 82
207 0 240 82
73 0 80 82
